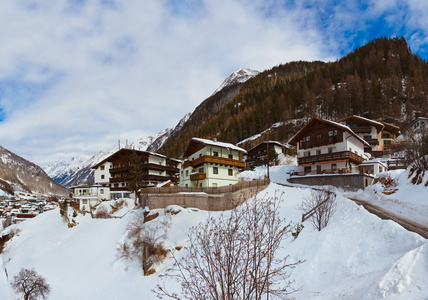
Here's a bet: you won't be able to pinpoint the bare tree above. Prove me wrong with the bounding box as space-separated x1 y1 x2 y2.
299 187 337 231
11 268 51 300
118 213 168 275
155 193 302 300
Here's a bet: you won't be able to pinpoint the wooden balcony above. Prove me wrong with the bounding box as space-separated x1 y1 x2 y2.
183 155 245 169
190 172 206 181
351 126 372 133
298 151 365 165
365 138 379 146
300 136 336 149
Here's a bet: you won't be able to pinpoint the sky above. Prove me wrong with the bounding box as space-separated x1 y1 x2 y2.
0 0 427 167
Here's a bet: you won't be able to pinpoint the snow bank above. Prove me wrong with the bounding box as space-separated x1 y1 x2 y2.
1 182 427 299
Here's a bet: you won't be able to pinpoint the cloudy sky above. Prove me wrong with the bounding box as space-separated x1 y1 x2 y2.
0 0 427 167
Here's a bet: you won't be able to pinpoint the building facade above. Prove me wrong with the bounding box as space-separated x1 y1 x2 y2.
92 148 181 200
245 141 285 169
338 115 400 157
179 138 246 187
288 118 370 175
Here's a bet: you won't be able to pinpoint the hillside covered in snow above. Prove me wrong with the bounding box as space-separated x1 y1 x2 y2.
1 165 427 299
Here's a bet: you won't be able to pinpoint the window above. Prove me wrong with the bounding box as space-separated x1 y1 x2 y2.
317 134 321 139
82 200 88 204
328 147 336 153
100 165 105 170
213 167 218 174
334 130 337 136
213 151 219 157
101 175 105 179
302 137 306 142
100 189 104 194
306 136 310 141
228 154 233 159
382 133 391 139
212 183 217 187
316 149 321 155
331 164 337 170
199 168 204 173
199 153 202 157
199 183 202 187
304 151 310 157
329 131 333 136
304 166 311 173
185 170 189 177
228 169 233 176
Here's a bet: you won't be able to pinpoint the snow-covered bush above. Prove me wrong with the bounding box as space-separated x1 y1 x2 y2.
118 213 168 275
299 187 337 231
155 193 302 299
408 155 428 186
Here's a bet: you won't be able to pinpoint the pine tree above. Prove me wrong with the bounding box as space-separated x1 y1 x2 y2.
127 151 144 207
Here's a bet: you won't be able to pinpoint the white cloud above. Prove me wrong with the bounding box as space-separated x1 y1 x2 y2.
4 0 426 167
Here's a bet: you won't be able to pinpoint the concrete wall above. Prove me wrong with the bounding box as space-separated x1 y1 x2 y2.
287 173 375 191
140 180 269 211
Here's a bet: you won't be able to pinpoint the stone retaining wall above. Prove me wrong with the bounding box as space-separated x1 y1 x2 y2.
140 180 270 211
287 174 375 191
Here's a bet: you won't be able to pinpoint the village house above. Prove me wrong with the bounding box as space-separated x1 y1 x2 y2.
402 116 428 136
92 148 181 200
288 117 370 175
245 141 286 169
338 115 400 157
72 184 109 212
179 138 246 187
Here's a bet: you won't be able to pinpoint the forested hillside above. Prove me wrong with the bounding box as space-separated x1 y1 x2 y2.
159 37 428 158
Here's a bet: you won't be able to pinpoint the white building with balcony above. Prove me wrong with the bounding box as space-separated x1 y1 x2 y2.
288 118 370 175
179 138 247 188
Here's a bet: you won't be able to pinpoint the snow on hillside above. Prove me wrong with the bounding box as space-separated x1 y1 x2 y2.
1 167 427 299
345 168 428 226
213 68 259 95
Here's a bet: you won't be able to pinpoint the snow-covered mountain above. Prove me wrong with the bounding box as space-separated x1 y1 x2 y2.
44 126 182 188
0 145 69 196
213 68 259 95
44 145 118 188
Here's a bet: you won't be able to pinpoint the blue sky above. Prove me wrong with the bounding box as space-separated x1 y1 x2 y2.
0 0 427 166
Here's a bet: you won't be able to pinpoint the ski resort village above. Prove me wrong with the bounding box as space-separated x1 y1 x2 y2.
0 14 428 300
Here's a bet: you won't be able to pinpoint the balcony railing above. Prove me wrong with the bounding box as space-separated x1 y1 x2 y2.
351 126 372 133
298 151 365 165
300 136 336 149
183 155 245 169
365 138 379 146
190 172 206 181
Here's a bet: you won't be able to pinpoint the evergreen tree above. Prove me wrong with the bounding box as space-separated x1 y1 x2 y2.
127 151 144 207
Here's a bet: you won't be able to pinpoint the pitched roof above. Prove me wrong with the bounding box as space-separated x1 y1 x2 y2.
91 148 172 169
338 115 384 131
288 117 370 147
183 138 247 158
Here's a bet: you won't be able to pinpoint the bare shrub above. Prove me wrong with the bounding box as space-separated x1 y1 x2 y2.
299 187 337 231
408 155 428 185
110 199 128 214
11 268 51 300
155 193 302 300
95 206 111 218
118 213 168 275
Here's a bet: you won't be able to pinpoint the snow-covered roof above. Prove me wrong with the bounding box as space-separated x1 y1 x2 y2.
191 138 247 154
288 117 370 147
338 115 385 130
359 159 387 168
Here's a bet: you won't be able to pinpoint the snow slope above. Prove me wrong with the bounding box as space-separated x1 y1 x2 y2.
345 168 428 226
1 178 427 299
213 68 259 95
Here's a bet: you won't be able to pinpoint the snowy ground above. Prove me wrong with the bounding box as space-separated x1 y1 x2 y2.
1 166 427 299
345 168 428 226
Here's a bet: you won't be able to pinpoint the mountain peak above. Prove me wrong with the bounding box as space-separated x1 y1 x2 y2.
213 68 259 95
